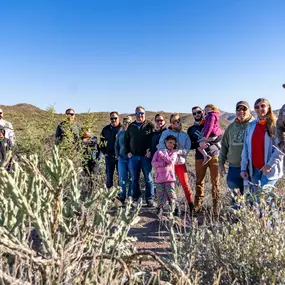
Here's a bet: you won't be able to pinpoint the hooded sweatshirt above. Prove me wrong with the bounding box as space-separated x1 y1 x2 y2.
219 117 253 168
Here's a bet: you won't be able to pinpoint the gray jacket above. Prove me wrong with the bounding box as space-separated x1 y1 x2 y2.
115 130 128 159
241 119 284 181
157 129 191 165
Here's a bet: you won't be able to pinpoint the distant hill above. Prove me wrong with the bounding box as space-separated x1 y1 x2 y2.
0 103 281 138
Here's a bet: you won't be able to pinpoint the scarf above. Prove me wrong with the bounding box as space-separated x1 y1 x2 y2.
194 118 205 126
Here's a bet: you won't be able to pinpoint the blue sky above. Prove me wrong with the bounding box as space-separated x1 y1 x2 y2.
0 0 284 114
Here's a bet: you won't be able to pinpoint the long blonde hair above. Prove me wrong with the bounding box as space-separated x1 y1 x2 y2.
205 104 219 113
254 98 276 138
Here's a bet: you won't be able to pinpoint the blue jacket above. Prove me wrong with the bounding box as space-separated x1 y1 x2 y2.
241 119 284 181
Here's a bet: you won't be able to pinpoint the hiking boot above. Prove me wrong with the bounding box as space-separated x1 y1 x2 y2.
146 200 155 208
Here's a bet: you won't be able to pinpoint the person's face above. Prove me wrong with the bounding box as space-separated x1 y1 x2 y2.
135 108 145 123
155 116 165 129
123 120 130 129
110 113 119 126
170 116 181 128
66 110 75 121
165 139 176 150
236 105 250 121
254 101 269 119
192 108 203 121
204 107 212 115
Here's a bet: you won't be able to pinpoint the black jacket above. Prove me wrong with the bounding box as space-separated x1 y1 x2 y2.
151 126 167 157
124 120 155 156
55 121 80 144
187 123 221 160
100 123 122 156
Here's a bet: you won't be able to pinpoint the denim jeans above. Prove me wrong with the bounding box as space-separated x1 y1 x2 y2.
128 155 154 202
251 167 277 192
227 166 244 194
118 157 132 201
105 155 118 189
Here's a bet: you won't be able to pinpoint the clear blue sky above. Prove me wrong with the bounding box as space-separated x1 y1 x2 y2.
0 0 284 114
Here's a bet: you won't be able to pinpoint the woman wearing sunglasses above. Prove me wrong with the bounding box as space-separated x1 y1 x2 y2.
240 98 284 190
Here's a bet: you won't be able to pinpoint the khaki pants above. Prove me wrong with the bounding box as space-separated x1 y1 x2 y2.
194 156 220 215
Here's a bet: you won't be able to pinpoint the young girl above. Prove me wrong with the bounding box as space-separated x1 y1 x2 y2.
198 104 223 165
152 135 185 216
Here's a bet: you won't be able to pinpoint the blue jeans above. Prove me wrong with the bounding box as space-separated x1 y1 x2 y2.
227 166 244 194
118 157 132 201
128 155 154 202
251 167 277 192
105 155 118 189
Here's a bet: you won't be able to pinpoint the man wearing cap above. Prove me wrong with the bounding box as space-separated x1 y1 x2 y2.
219 101 253 201
0 108 15 146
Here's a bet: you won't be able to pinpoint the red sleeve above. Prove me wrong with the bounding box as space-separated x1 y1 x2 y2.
203 113 215 139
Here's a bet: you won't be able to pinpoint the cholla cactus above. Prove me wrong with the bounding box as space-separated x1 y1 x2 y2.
0 146 142 284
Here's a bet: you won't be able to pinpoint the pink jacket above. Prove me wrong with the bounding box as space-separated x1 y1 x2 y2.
152 149 181 183
203 111 223 139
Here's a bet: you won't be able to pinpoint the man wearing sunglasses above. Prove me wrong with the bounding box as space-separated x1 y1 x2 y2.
100 111 122 190
187 106 222 215
0 108 15 146
55 108 80 144
219 101 253 206
124 106 155 207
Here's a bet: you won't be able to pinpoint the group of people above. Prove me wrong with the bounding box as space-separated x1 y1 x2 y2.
89 98 285 217
1 97 284 218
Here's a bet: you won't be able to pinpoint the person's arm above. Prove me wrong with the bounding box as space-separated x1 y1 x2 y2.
157 131 168 150
203 113 215 139
184 134 191 155
99 128 107 155
115 133 120 158
8 123 15 146
124 126 131 155
267 137 284 167
219 127 229 168
240 127 250 178
151 151 165 168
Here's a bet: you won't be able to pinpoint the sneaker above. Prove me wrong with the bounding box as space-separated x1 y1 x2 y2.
146 200 155 207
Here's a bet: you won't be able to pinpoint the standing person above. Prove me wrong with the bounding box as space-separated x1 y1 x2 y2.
198 104 223 165
0 108 15 146
115 116 133 204
152 135 184 216
219 101 253 204
158 113 194 211
100 111 122 189
276 104 285 153
187 107 221 215
124 106 155 207
240 98 284 190
55 108 80 144
151 114 167 157
0 126 12 168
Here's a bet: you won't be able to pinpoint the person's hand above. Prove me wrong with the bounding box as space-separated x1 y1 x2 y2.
128 152 132 159
199 141 209 149
260 164 271 176
145 149 151 158
219 165 226 176
240 171 249 179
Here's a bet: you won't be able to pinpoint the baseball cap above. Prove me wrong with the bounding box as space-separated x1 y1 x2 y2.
236 101 250 109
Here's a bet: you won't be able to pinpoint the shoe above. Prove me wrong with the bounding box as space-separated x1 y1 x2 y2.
147 200 155 207
188 202 195 214
157 207 163 217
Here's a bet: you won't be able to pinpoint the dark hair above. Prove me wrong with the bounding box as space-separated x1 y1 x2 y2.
254 98 276 138
135 106 145 112
165 135 177 149
192 106 202 111
65 108 75 114
110 111 119 117
155 113 164 120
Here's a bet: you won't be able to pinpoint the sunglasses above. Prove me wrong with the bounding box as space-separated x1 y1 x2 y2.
236 106 247 111
110 117 118 121
66 113 75 116
192 110 202 115
123 121 129 125
136 111 145 115
254 103 267 110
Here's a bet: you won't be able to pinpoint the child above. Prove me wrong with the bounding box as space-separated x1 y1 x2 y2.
152 135 185 216
198 104 223 165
